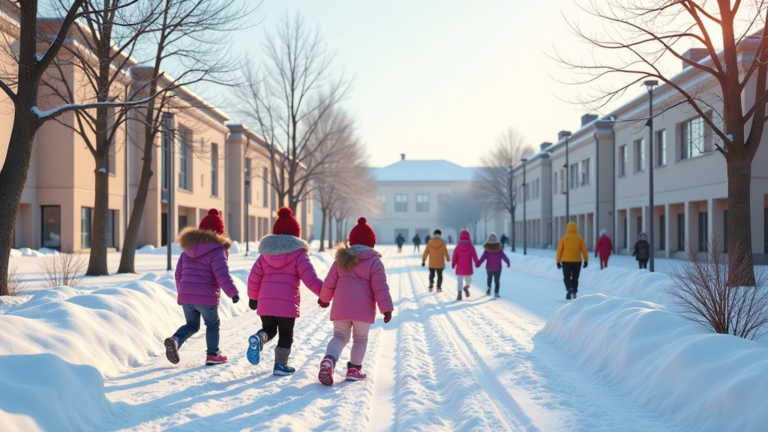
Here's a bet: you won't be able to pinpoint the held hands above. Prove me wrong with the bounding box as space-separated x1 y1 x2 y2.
557 262 562 270
318 298 330 308
583 262 588 269
248 299 258 310
383 311 392 323
232 295 240 304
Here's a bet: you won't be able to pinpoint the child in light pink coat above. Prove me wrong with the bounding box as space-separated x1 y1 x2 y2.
317 217 394 385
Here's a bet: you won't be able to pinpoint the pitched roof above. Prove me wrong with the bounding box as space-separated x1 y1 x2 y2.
371 160 476 183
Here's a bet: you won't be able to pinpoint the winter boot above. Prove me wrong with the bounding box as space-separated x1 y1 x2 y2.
456 291 462 301
428 284 434 292
345 362 367 381
318 355 336 386
273 347 296 376
205 351 228 366
164 336 180 365
494 292 500 299
436 287 442 293
486 287 491 296
572 291 578 299
566 291 572 300
247 331 267 366
463 286 471 298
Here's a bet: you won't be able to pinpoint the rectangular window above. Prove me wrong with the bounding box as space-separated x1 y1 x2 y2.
623 217 628 247
637 216 643 236
245 158 252 204
41 205 61 250
179 131 188 190
570 164 578 189
416 194 429 212
262 168 269 208
106 209 116 248
210 144 218 197
681 117 704 159
634 139 645 172
378 194 387 211
580 159 589 185
656 130 666 166
395 194 408 212
553 172 557 194
619 145 627 176
659 214 665 250
81 207 93 249
561 168 565 191
678 213 686 251
699 211 708 252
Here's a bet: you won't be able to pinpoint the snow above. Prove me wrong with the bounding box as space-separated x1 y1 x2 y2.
371 160 476 182
137 242 183 255
2 246 767 431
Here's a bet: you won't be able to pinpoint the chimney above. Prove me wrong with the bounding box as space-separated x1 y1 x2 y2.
682 48 708 70
581 114 598 126
400 153 406 161
540 142 552 151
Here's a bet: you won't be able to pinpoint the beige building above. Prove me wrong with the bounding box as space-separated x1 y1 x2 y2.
510 143 553 248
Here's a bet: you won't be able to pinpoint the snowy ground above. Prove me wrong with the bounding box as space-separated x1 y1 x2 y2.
2 245 768 431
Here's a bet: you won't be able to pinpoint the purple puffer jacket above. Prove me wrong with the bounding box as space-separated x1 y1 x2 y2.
320 245 394 324
247 234 323 318
477 243 510 271
174 227 239 306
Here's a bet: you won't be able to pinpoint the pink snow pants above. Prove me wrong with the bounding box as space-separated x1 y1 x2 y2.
325 321 371 365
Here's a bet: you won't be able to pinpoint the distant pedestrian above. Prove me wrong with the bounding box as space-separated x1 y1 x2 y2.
477 233 510 298
452 230 480 301
594 229 613 270
500 234 508 249
425 234 431 243
412 234 421 252
422 229 450 292
448 234 453 245
556 222 588 300
395 233 405 253
633 233 650 269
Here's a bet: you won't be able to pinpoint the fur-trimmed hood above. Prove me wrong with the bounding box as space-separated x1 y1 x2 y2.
258 234 310 256
335 244 380 271
483 242 503 252
177 227 231 258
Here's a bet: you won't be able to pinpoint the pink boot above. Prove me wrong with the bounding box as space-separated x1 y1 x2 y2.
205 352 228 365
345 362 367 381
318 355 336 386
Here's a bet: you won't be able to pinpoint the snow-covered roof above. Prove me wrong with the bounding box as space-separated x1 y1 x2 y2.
371 160 476 183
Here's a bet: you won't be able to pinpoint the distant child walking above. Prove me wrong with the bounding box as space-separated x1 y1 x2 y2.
452 229 479 301
633 233 650 269
477 233 510 298
595 229 613 270
422 229 450 292
396 233 405 253
317 218 393 386
165 209 240 366
556 222 588 300
413 233 422 252
246 207 324 376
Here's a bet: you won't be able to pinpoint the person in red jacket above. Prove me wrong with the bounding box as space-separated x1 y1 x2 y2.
595 229 613 270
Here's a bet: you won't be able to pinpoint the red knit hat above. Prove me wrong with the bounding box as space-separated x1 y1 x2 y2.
349 217 376 248
273 207 301 237
199 209 224 235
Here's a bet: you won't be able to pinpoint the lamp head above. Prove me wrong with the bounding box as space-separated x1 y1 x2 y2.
644 80 659 91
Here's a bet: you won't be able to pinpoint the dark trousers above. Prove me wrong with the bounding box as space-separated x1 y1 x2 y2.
397 245 402 252
428 268 444 288
414 244 420 252
487 270 501 293
638 260 648 269
259 315 296 349
174 303 220 355
562 262 582 293
599 255 609 269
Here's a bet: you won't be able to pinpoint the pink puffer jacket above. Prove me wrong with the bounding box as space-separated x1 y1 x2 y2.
247 234 323 318
319 245 394 324
175 227 238 306
452 230 480 276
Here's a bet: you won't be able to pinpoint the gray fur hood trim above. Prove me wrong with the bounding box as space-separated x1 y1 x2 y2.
258 234 310 256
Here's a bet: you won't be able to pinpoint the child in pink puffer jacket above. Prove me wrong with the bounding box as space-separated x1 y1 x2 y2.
452 229 480 301
246 207 323 376
317 217 394 386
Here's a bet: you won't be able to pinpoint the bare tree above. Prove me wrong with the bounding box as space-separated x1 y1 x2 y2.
117 0 253 274
558 1 768 280
439 184 486 241
474 128 534 251
235 12 349 214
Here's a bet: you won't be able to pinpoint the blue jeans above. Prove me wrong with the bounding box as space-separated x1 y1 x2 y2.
174 304 220 355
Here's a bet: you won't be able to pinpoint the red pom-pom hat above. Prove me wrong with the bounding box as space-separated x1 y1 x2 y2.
349 217 376 248
272 207 301 237
199 208 225 235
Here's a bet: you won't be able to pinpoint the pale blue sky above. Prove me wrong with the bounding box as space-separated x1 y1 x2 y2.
227 1 650 168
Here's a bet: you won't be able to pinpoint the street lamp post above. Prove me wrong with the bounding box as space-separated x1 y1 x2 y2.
507 164 515 252
244 134 251 256
163 112 175 271
521 158 528 255
644 80 659 272
562 131 572 222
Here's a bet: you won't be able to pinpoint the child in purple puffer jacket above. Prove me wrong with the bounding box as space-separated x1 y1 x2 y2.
164 209 240 366
477 233 510 298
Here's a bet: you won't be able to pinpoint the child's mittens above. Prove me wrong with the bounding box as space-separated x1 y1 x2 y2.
421 262 425 267
232 295 240 304
507 263 511 268
318 298 330 308
248 299 258 310
383 311 392 323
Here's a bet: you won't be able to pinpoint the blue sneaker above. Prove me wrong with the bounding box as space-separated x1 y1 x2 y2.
247 333 263 365
273 363 296 376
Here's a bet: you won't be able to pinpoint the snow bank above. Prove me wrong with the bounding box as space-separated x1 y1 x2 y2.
537 294 768 432
9 249 21 258
137 243 183 255
0 354 117 432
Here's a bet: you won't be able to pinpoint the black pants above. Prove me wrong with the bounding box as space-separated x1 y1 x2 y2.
429 268 444 288
414 244 420 252
397 245 402 252
487 270 501 293
638 260 648 269
562 262 582 293
259 315 296 349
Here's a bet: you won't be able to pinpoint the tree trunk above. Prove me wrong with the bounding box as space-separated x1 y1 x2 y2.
86 150 111 275
328 215 334 248
319 209 327 252
726 155 755 284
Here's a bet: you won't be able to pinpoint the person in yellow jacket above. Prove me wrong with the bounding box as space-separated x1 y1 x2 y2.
556 222 588 300
422 229 450 293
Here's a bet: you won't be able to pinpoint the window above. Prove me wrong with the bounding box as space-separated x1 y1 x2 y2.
560 168 565 191
245 158 252 204
262 168 269 208
570 164 578 189
619 145 627 176
659 215 665 250
210 144 218 197
41 206 61 250
179 131 188 190
681 117 704 159
634 139 645 172
623 217 627 247
678 214 686 251
379 194 387 211
416 194 429 212
553 172 557 194
395 194 408 212
580 160 589 185
637 216 643 236
656 130 666 166
699 212 708 252
81 207 93 249
107 209 116 248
